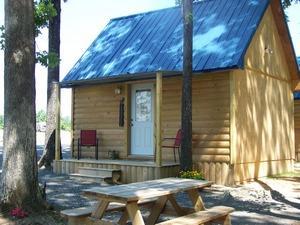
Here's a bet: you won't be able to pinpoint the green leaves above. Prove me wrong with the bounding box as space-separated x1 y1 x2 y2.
282 0 300 9
35 0 60 67
1 1 60 68
36 110 47 123
34 0 57 36
0 25 4 50
36 51 60 68
0 115 3 129
36 110 71 131
175 0 182 5
60 116 71 131
179 170 204 180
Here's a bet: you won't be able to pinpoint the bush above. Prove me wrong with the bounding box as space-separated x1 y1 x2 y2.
36 110 47 123
0 112 71 131
0 115 3 129
179 170 204 180
36 109 71 131
60 116 71 131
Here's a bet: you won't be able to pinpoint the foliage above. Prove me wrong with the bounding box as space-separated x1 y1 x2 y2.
60 116 71 131
0 25 4 50
282 0 300 9
36 110 47 123
0 0 59 67
179 170 204 180
0 115 3 129
36 110 71 131
36 51 60 68
34 0 57 36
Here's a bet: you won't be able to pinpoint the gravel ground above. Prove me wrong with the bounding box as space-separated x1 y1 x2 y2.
1 130 300 224
36 163 300 225
38 169 300 225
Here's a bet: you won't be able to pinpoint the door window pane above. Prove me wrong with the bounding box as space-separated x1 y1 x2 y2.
135 90 151 122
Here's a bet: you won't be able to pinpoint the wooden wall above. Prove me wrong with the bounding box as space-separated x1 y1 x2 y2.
73 84 128 159
161 74 230 163
72 73 232 184
230 6 294 182
295 99 300 161
161 73 232 184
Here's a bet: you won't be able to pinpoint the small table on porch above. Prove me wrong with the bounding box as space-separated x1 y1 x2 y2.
83 178 213 225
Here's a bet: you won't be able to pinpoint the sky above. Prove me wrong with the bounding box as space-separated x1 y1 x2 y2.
0 1 299 117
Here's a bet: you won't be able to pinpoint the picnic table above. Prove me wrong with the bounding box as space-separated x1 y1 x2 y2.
83 177 214 225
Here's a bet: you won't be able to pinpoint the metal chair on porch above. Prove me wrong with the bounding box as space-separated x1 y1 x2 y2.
77 130 99 160
162 129 182 162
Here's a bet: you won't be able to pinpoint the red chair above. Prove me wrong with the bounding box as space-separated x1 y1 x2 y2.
77 130 99 160
162 129 182 162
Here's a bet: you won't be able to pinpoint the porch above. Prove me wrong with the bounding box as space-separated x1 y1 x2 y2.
54 71 232 184
53 159 180 184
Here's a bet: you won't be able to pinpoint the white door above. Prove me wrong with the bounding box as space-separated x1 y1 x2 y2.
131 83 154 155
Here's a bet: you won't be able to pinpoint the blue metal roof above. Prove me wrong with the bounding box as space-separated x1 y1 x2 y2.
297 57 300 68
62 0 270 85
295 91 300 100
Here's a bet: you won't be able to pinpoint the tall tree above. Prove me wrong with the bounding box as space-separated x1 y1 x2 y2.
282 0 300 9
180 0 193 171
1 0 40 207
38 0 61 168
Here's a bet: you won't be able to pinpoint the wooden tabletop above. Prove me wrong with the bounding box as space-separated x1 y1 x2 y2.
83 178 213 202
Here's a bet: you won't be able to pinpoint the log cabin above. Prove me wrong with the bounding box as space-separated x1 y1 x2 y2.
54 0 300 185
294 56 300 161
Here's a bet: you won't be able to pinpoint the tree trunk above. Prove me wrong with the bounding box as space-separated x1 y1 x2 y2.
1 0 39 207
180 0 193 171
38 0 61 168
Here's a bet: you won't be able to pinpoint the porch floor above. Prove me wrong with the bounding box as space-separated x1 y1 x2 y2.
61 158 179 167
53 159 180 183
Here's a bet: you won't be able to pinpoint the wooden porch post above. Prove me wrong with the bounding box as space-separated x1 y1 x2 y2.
54 82 61 160
156 72 162 166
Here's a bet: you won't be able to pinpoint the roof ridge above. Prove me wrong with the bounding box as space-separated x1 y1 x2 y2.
110 0 215 22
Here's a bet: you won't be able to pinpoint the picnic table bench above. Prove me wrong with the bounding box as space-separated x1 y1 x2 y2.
61 198 156 225
62 178 234 225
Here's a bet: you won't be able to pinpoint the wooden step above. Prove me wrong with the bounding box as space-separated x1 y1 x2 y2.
77 167 121 183
69 173 112 184
78 167 121 177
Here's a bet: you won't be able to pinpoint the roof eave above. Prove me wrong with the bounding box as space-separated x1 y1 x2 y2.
270 0 300 81
61 66 239 88
60 70 182 88
238 0 270 70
